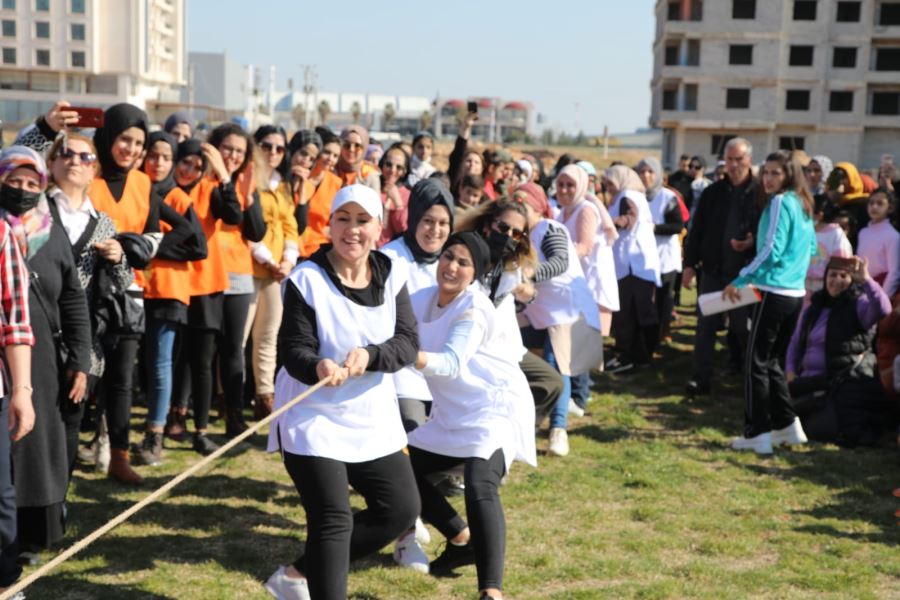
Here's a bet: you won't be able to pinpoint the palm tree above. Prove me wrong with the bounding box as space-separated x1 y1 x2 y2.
317 100 331 126
419 110 432 132
292 104 306 129
382 103 396 131
350 101 362 124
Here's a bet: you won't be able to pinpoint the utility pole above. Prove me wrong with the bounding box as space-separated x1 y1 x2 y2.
300 65 318 130
187 62 195 122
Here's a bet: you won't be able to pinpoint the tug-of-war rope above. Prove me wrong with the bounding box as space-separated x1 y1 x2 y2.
0 376 333 600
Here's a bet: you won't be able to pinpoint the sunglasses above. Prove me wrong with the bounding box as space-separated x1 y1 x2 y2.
383 161 405 171
342 141 363 151
260 142 285 154
58 148 96 165
493 219 525 240
689 164 702 170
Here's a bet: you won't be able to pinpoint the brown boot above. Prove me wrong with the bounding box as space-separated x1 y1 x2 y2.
164 407 188 442
108 448 143 485
254 394 274 420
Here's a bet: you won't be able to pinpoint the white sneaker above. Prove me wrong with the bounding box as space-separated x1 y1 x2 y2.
567 400 585 417
548 427 569 457
771 418 808 447
393 532 430 574
731 431 774 455
264 566 310 600
95 433 111 474
414 517 431 545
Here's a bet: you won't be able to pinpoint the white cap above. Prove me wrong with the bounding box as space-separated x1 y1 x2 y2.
330 184 383 221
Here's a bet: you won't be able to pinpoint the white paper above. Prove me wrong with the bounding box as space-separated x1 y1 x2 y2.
698 287 761 316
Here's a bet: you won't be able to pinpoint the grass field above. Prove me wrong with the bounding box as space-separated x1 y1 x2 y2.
19 291 900 600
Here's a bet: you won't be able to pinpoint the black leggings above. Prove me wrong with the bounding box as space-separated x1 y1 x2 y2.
101 337 140 450
173 329 217 430
220 293 253 415
408 446 506 591
283 450 419 600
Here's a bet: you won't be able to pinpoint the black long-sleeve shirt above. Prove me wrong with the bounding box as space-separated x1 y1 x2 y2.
278 246 419 385
652 191 685 236
533 221 569 283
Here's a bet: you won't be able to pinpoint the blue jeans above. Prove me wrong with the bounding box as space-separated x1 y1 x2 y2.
544 338 572 430
145 318 179 428
571 372 591 410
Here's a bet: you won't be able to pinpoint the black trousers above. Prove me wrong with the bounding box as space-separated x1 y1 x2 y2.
692 273 750 386
0 397 20 587
283 450 419 600
397 397 430 433
654 270 679 349
613 275 658 365
220 293 253 415
519 351 563 426
409 446 506 591
744 292 803 437
101 336 140 450
173 329 217 430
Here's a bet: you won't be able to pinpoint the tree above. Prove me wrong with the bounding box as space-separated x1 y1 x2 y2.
317 100 331 126
383 103 396 131
291 104 306 129
419 110 432 132
540 129 556 146
350 101 362 125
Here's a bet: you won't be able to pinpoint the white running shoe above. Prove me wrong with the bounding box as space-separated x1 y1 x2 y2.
264 566 310 600
393 531 430 574
731 431 774 455
414 517 431 545
95 433 111 474
567 400 585 418
771 418 808 447
548 427 570 457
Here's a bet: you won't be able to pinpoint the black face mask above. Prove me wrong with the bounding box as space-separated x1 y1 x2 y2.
0 185 42 217
487 229 519 263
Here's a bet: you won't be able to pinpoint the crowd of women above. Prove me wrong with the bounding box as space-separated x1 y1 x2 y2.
0 99 897 599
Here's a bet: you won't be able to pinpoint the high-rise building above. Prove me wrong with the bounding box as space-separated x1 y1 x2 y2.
0 0 186 126
651 0 900 168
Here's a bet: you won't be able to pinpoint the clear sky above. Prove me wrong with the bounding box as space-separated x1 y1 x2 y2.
186 0 655 135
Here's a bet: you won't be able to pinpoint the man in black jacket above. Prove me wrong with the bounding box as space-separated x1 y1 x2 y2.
682 138 760 396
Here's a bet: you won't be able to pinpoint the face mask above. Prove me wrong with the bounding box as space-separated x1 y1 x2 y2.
0 185 42 217
487 229 519 263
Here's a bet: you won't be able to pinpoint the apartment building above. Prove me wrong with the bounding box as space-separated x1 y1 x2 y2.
650 0 900 168
0 0 186 127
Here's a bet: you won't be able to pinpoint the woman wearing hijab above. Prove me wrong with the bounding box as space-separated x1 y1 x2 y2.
139 131 207 465
294 130 344 258
637 157 684 347
335 126 380 192
603 165 661 373
407 231 535 599
44 133 133 477
826 161 870 245
806 155 833 197
0 147 91 559
163 112 194 144
89 103 194 484
265 185 420 600
245 125 299 427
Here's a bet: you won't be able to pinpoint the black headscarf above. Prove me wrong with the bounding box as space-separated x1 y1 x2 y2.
443 231 490 281
175 138 207 193
796 262 863 360
288 130 323 155
403 178 455 265
93 103 149 181
146 131 178 199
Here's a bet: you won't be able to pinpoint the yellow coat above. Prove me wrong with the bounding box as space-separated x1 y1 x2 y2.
253 180 300 279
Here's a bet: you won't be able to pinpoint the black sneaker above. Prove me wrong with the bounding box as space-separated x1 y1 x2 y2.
192 433 219 456
435 474 465 497
429 541 475 576
685 379 710 398
606 358 635 374
139 431 163 466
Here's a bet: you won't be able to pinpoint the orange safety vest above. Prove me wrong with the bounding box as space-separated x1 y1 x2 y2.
89 169 152 287
217 185 253 275
298 171 342 258
187 176 229 296
143 187 194 305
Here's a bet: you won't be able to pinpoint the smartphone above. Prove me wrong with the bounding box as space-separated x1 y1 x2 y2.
467 101 478 115
71 107 104 129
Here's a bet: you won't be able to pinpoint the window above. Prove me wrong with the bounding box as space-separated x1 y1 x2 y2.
730 44 753 65
879 2 900 25
71 0 85 13
1 47 14 65
833 46 857 67
793 0 817 20
686 40 700 66
667 1 703 21
871 92 900 114
726 88 751 109
711 134 738 157
1 0 14 10
829 91 854 111
665 43 679 66
874 47 900 71
836 1 861 21
662 88 677 110
667 1 682 20
1 20 13 37
684 84 698 111
786 90 811 110
0 70 27 89
86 74 117 95
65 73 84 93
789 45 814 66
35 21 49 38
30 71 57 92
34 0 48 10
779 136 805 151
733 0 756 19
35 48 49 66
71 50 85 68
70 23 84 40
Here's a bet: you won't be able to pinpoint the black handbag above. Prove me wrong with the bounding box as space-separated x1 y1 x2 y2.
28 270 70 372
